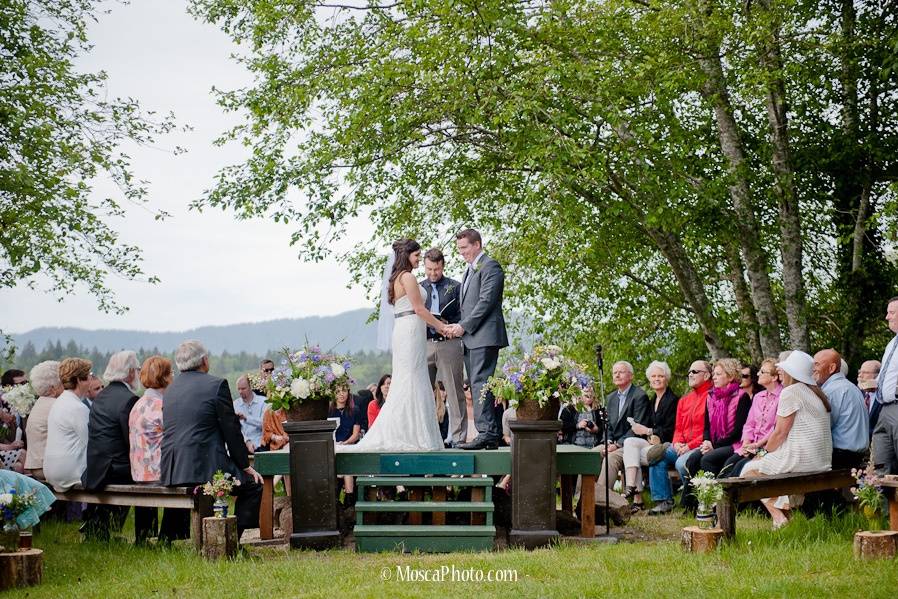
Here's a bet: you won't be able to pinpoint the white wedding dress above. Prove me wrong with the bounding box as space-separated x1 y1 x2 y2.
339 287 444 452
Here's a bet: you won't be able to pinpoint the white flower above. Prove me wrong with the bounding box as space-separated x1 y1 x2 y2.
0 493 12 506
544 345 562 354
290 378 311 399
541 357 561 370
330 363 345 377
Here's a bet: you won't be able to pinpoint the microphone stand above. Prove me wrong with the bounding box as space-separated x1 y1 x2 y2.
594 345 617 541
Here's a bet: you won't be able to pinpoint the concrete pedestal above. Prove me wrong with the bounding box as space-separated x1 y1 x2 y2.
508 419 561 549
285 420 341 550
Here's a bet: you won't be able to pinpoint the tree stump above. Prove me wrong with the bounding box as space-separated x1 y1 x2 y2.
681 526 723 553
201 516 238 560
0 548 43 590
853 531 898 560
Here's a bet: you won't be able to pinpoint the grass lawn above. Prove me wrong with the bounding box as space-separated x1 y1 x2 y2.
6 510 898 598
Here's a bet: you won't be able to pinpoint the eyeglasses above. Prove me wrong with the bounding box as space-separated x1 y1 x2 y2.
688 369 710 375
741 373 751 379
463 384 470 391
262 368 274 374
759 369 776 376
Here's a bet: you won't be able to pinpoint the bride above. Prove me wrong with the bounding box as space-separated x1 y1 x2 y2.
339 239 449 452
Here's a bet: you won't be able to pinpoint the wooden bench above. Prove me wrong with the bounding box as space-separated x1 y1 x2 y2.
877 477 898 531
50 484 212 550
716 469 855 538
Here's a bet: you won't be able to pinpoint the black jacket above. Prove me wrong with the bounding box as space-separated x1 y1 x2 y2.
603 385 650 445
160 370 249 486
82 381 139 490
648 388 680 444
420 275 462 339
703 392 753 448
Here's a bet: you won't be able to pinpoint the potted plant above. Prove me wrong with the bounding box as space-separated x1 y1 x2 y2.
691 471 723 529
265 345 354 421
199 470 241 518
483 345 591 420
851 464 884 530
0 489 37 551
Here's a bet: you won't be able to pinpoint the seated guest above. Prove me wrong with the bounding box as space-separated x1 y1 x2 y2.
254 359 275 395
0 369 27 472
740 363 765 400
857 359 880 435
813 349 869 469
44 358 92 491
160 340 263 539
82 350 157 542
434 381 449 442
234 375 266 453
24 361 63 479
648 360 712 514
721 358 782 477
742 351 832 528
595 361 650 498
690 358 752 477
558 401 578 445
367 374 391 428
355 388 374 432
622 361 678 511
463 381 478 443
85 373 104 408
330 384 361 504
573 386 601 449
261 408 289 450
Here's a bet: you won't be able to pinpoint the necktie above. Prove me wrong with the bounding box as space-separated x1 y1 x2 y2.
876 335 898 405
462 264 474 297
431 284 440 314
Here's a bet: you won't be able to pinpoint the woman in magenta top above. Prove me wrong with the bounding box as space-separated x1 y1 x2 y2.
721 358 783 476
129 356 171 482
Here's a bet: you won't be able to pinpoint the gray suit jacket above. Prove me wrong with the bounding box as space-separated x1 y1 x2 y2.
603 385 650 445
459 254 509 350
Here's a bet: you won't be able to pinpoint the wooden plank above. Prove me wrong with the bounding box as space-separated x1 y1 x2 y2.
560 475 575 514
363 486 377 525
51 491 193 509
724 470 855 503
353 525 495 536
360 476 492 487
355 535 493 553
432 486 447 526
580 474 595 538
407 488 423 525
380 454 475 475
355 501 493 512
260 476 274 540
55 484 196 495
717 493 738 540
471 486 486 525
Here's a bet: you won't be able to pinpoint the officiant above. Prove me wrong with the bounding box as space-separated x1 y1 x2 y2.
421 248 467 446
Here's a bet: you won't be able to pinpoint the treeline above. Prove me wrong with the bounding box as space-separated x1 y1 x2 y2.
6 340 392 398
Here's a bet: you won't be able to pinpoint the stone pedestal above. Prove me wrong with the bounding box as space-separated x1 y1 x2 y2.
285 420 341 550
202 516 238 560
508 419 561 549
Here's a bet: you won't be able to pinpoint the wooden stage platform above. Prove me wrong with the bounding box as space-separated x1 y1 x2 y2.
253 445 602 540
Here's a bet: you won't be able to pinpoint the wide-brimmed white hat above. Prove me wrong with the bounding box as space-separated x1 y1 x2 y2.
776 350 816 386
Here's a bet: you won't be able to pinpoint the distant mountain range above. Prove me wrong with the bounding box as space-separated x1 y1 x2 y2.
14 309 381 356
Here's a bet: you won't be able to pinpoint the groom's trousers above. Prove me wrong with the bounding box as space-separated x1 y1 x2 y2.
427 338 467 444
465 346 502 442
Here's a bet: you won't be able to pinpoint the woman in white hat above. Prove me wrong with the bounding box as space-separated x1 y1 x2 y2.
741 350 832 529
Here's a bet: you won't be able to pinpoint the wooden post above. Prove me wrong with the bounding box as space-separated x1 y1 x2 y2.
191 493 213 552
560 474 575 514
364 486 377 525
580 474 596 537
717 493 737 540
432 485 447 526
681 526 723 553
471 485 486 525
260 476 274 540
853 531 898 560
888 489 898 532
407 487 424 525
0 549 43 590
202 516 238 560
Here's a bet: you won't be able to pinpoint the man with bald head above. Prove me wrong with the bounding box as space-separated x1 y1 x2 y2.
812 349 869 469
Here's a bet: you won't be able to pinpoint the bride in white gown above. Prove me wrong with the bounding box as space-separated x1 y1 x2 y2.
339 239 448 452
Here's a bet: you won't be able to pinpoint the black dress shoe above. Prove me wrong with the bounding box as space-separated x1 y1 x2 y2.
457 437 499 450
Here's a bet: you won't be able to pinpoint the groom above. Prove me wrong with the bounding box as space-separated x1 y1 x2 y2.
446 228 508 450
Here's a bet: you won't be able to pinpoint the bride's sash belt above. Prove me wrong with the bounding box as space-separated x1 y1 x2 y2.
394 310 415 319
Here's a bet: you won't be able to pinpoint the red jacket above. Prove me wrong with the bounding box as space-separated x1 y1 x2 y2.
672 380 711 449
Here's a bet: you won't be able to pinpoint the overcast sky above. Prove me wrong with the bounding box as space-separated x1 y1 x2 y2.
2 0 372 334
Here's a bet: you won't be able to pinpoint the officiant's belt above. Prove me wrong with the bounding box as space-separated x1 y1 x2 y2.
394 310 415 318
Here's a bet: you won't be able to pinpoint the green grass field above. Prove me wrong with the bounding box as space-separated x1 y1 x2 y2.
6 510 898 598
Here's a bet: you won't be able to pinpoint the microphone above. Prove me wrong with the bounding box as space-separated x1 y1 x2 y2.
595 344 603 372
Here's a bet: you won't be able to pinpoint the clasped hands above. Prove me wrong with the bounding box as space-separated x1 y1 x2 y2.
439 323 464 338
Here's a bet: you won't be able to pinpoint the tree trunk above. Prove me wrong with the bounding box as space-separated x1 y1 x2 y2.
724 243 763 363
696 43 783 357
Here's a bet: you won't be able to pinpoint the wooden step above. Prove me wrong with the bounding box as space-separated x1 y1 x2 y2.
355 501 493 512
354 525 495 536
354 525 495 553
379 454 475 475
357 476 492 487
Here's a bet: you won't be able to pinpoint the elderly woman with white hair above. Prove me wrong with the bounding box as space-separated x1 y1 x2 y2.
620 361 679 512
24 361 63 479
741 350 833 529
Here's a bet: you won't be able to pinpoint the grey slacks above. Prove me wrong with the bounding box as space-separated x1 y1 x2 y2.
427 338 466 444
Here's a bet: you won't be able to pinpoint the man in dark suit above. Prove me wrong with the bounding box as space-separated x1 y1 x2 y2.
81 350 157 542
160 340 263 539
596 361 650 496
420 247 466 446
446 229 509 450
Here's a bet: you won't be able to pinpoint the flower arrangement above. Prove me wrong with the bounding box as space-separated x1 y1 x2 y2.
265 345 354 411
1 488 36 529
2 383 37 418
482 345 592 409
851 464 884 516
199 470 240 500
691 471 724 509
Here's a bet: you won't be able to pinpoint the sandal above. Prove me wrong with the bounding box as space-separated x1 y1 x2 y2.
630 503 643 514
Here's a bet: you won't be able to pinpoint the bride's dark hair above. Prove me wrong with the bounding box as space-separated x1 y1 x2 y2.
388 238 421 305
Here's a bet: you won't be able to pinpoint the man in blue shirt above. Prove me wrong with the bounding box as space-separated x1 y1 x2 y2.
234 375 266 453
813 349 869 469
